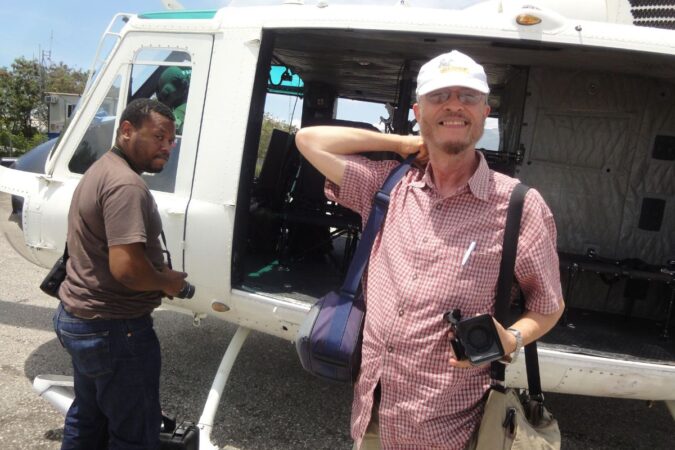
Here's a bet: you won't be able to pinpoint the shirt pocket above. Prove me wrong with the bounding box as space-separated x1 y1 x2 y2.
452 241 502 313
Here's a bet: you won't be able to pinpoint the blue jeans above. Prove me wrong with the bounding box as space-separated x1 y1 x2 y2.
53 303 161 450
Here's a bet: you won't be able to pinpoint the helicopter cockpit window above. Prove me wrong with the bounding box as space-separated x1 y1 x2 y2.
68 75 121 175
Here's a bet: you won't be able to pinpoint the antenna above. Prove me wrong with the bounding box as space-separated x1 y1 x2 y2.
161 0 185 10
41 31 53 67
39 32 53 97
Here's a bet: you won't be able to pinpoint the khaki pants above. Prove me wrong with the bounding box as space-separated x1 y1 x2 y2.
353 405 381 450
353 407 478 450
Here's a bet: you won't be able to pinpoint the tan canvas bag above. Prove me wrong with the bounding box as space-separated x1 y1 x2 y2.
474 184 561 450
475 388 560 449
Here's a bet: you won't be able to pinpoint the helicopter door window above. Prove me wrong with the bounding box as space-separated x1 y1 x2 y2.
68 75 121 174
130 49 192 136
152 66 191 136
68 48 193 191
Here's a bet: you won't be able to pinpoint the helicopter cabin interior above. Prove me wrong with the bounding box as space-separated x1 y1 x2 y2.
232 27 675 365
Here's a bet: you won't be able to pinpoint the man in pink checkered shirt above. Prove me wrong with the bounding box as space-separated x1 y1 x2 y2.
295 50 564 450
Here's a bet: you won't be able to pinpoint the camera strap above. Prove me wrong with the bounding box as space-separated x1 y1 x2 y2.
110 145 141 173
160 231 172 270
490 183 544 401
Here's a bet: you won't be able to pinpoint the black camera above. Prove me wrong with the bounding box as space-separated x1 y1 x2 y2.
39 254 68 299
443 309 504 366
175 282 195 299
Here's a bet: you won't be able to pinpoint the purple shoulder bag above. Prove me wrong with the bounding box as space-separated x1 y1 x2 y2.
296 155 415 383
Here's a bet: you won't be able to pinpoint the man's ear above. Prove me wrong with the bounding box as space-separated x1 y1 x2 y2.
412 102 421 122
118 120 133 142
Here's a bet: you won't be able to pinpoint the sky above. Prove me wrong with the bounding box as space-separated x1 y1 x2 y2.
0 1 225 71
0 0 377 125
0 0 493 132
1 0 478 70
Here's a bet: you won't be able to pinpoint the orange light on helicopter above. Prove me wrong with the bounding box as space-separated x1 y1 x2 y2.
211 301 230 312
516 13 543 26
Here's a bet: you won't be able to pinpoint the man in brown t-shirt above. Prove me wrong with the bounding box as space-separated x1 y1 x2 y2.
53 98 188 449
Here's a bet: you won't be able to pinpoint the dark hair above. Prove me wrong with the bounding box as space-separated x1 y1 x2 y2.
115 98 175 145
120 98 175 128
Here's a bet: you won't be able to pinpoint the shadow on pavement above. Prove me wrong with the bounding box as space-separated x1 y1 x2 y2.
23 308 353 450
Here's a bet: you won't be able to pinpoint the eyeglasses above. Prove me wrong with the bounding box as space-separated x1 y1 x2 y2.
423 89 485 106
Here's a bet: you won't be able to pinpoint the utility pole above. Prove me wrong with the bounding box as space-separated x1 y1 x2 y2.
39 31 53 136
39 31 53 93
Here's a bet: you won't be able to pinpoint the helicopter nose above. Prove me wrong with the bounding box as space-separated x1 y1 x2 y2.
0 193 42 266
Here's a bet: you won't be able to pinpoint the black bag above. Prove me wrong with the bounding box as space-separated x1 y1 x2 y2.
159 415 199 450
39 245 68 299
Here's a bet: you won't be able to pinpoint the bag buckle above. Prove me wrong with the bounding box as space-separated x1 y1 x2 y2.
523 394 546 426
373 190 390 208
338 289 356 300
529 393 545 403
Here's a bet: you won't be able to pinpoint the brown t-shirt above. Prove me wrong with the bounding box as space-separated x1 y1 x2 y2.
59 151 164 319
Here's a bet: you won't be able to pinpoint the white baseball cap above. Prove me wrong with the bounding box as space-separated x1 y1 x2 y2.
416 50 489 97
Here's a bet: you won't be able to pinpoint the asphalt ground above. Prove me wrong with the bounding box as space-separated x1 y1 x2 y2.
0 193 673 449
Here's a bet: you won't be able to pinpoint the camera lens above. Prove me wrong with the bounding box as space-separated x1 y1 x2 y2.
177 282 195 299
467 326 493 352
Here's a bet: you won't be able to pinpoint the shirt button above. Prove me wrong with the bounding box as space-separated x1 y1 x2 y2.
387 346 394 353
412 274 418 280
422 237 428 243
436 204 442 210
398 309 404 316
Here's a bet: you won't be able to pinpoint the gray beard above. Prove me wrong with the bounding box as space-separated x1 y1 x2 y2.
440 126 485 155
440 142 468 155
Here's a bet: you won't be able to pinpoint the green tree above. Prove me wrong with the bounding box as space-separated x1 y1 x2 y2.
46 62 87 94
34 62 87 128
0 67 10 141
0 57 86 155
256 113 297 175
0 58 42 139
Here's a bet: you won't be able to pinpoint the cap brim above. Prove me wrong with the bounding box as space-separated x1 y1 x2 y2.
417 75 489 97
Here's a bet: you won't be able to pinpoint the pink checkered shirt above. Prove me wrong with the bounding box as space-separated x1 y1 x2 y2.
325 151 562 450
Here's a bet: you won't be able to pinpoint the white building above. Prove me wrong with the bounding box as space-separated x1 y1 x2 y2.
44 92 81 137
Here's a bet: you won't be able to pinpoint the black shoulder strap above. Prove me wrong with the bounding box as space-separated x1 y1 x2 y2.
491 183 540 393
494 183 529 323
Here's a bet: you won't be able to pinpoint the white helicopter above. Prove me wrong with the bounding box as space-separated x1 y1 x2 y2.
1 1 674 448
